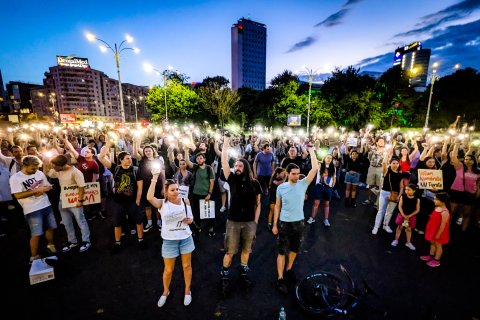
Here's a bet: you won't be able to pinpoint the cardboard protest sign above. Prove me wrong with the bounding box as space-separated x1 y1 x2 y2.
178 185 189 199
346 137 358 147
199 200 215 219
60 182 101 209
418 169 443 190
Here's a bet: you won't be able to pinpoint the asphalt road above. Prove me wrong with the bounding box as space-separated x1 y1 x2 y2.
1 187 479 320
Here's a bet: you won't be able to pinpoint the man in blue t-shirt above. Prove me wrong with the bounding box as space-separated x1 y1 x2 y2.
253 143 275 195
273 146 318 294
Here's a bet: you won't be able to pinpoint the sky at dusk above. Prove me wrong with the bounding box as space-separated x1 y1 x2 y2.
1 0 479 87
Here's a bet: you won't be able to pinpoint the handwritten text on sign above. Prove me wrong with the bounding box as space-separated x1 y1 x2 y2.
60 182 101 208
199 200 215 219
418 169 443 190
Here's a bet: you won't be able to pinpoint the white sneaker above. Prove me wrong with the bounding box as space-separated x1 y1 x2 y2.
184 293 192 306
405 242 416 251
383 226 393 233
372 227 379 235
157 293 169 307
219 206 227 213
323 219 330 227
456 217 463 225
307 217 315 224
391 240 398 247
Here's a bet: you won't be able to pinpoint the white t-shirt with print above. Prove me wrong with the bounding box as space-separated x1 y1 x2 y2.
159 199 193 240
10 170 51 214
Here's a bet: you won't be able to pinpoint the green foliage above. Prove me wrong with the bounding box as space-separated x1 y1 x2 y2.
145 80 202 122
271 80 307 124
198 84 240 128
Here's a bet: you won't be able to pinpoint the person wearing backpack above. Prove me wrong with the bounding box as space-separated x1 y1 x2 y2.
185 149 215 239
99 138 146 253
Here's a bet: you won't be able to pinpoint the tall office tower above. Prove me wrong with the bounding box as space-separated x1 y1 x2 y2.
231 18 267 90
402 49 431 88
393 42 431 88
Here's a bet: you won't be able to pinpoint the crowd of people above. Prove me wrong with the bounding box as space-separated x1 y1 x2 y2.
0 116 479 306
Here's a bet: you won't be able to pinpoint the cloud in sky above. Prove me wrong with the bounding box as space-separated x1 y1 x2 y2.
395 0 480 37
286 36 318 53
314 9 350 27
287 0 364 53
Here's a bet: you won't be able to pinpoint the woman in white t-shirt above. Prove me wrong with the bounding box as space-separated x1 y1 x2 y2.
147 172 194 308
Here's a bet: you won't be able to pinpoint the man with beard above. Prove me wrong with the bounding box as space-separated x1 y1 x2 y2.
0 145 24 176
220 135 262 293
273 146 319 294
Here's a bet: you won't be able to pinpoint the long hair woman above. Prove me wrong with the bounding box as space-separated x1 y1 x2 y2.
147 174 194 308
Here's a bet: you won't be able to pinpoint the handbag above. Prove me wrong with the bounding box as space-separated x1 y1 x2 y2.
387 173 399 203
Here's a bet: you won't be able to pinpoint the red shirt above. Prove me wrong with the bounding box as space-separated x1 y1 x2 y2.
76 155 99 182
399 159 410 173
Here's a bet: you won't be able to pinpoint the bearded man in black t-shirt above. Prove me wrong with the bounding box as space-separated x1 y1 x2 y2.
219 135 262 292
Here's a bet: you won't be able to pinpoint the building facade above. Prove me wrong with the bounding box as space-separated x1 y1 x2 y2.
6 81 41 114
393 42 431 88
31 56 149 122
231 18 267 90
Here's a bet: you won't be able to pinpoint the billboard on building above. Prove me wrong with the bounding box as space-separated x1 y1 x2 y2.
57 56 90 69
60 114 76 123
287 114 301 126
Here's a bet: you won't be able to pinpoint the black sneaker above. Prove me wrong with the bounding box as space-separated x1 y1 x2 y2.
110 243 122 254
62 242 78 253
208 228 215 237
87 214 97 221
284 269 297 283
143 223 153 233
277 278 288 295
344 198 350 207
241 274 252 288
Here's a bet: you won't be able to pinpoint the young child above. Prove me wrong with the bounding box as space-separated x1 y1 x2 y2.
391 184 420 250
267 167 285 230
421 192 450 267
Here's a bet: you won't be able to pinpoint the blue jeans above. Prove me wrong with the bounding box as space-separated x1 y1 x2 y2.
59 202 90 243
25 206 57 237
373 190 397 229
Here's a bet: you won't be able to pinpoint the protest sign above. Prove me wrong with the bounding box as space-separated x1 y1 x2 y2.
60 182 101 209
199 200 215 219
418 169 443 190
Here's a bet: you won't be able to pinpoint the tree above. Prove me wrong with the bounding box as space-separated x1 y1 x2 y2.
145 80 202 122
271 80 307 125
270 70 299 88
321 66 376 103
198 84 240 128
198 76 229 89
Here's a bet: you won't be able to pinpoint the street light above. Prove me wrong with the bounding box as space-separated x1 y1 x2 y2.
296 66 320 136
86 32 140 125
127 95 143 124
144 63 174 121
424 62 439 129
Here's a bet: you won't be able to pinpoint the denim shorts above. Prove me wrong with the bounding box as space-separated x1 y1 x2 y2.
25 206 57 237
312 184 333 201
345 172 360 185
162 236 195 258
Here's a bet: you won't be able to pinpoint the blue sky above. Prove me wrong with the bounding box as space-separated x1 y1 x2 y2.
1 0 479 86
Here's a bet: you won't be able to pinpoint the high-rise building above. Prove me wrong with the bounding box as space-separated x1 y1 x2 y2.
393 42 431 88
6 81 41 114
401 49 431 88
231 18 267 90
31 56 149 122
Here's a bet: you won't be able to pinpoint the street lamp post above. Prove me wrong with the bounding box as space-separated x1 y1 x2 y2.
297 66 318 136
424 62 439 129
144 63 173 121
86 33 139 125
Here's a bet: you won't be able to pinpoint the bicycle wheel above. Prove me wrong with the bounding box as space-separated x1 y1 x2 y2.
295 271 351 316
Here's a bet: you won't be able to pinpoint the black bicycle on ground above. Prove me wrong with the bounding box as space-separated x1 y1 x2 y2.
295 265 387 319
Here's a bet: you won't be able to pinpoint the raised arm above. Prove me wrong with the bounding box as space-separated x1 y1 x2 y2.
147 168 164 209
221 136 232 181
185 147 194 169
450 142 462 169
99 137 112 169
63 136 79 159
306 147 319 184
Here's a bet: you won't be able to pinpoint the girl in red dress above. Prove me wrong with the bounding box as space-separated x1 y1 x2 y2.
421 192 450 267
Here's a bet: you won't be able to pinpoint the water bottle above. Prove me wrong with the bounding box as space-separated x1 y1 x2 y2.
278 307 286 320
